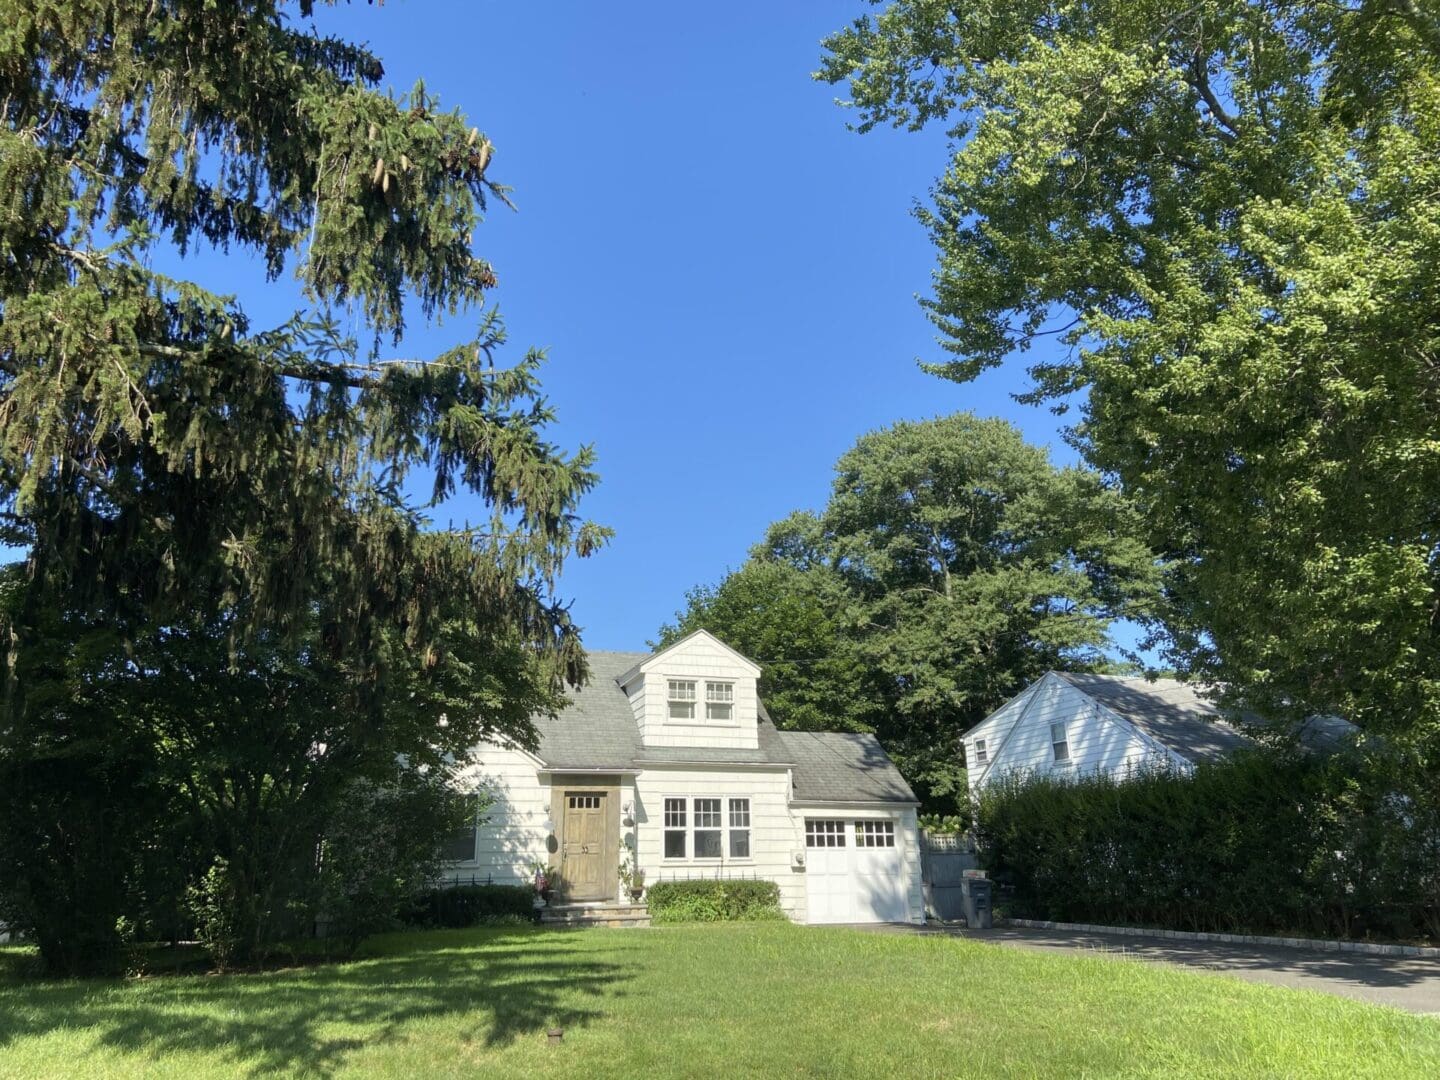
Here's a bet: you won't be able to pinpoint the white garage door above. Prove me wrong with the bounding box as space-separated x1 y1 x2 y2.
804 818 907 924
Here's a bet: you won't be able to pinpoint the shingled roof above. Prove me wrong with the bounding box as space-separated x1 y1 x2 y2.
776 730 918 804
1055 672 1251 765
529 649 915 803
1053 672 1358 764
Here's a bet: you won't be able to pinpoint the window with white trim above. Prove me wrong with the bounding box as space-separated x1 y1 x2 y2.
728 798 750 858
441 793 482 862
1050 721 1071 763
705 681 734 721
667 680 696 720
694 798 722 857
973 738 988 765
661 797 754 860
663 797 687 858
855 820 895 848
805 819 846 847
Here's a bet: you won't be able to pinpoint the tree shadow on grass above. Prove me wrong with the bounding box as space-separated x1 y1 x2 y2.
0 927 635 1076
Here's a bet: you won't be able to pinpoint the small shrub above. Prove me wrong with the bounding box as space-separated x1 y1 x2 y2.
645 880 785 924
404 884 536 928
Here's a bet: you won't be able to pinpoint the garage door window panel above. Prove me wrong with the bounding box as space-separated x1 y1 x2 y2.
805 819 846 847
855 820 895 848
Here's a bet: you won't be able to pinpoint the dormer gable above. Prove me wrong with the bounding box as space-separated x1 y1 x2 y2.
618 630 762 750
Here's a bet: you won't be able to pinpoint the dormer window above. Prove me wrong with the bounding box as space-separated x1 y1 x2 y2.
705 681 734 721
667 680 696 720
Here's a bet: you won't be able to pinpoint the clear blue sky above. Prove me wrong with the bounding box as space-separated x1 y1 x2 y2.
174 1 1092 652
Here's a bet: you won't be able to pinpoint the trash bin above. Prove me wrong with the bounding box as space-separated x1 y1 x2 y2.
960 875 992 929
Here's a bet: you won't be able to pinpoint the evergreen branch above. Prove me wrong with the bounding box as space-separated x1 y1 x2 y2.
133 343 528 390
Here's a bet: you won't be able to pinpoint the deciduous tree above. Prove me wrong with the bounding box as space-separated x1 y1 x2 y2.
664 414 1157 809
819 0 1440 750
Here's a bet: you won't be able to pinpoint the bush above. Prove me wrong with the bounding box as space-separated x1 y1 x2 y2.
404 884 536 928
645 880 785 924
976 747 1440 943
315 774 474 953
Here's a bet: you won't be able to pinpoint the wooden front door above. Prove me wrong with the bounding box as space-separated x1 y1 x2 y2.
561 791 608 900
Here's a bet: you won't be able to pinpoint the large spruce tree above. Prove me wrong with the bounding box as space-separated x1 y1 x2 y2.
0 2 604 971
820 1 1440 751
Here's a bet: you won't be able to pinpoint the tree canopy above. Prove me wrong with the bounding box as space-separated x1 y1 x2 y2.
819 0 1440 752
1 0 606 666
662 413 1158 810
0 1 605 972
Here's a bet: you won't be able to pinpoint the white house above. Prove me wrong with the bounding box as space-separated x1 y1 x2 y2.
444 630 924 925
962 671 1358 798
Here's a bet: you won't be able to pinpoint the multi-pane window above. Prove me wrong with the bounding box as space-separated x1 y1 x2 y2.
567 794 600 809
855 820 895 848
1050 721 1071 763
705 681 735 721
693 798 723 858
668 680 697 720
805 819 846 847
441 793 481 862
973 738 988 765
663 797 687 858
728 798 751 859
661 797 753 860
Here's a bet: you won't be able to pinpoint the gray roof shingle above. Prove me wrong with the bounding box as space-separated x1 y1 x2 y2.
529 648 914 803
1054 672 1253 765
775 730 918 804
1054 671 1360 763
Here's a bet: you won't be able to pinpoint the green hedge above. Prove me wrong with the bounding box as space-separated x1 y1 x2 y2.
645 880 785 924
403 884 536 928
976 748 1440 943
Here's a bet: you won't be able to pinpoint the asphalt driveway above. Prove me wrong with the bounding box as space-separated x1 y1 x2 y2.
878 923 1440 1015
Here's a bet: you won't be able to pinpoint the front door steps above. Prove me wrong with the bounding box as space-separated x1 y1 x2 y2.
540 900 650 929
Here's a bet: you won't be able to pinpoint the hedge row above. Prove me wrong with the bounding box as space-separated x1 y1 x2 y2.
976 749 1440 943
645 880 785 924
402 884 536 928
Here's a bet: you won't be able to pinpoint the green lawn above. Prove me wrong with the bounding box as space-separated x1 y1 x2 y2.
1 923 1436 1079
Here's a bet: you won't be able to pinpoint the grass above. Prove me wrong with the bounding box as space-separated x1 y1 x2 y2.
1 923 1437 1079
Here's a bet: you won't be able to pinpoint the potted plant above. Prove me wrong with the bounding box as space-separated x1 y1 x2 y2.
618 856 646 902
531 861 553 905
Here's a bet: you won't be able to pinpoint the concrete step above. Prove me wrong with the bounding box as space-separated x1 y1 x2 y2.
540 902 651 929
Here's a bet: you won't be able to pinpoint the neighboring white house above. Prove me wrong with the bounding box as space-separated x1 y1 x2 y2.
444 630 924 925
962 671 1358 799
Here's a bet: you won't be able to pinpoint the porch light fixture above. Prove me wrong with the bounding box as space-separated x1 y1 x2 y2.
622 801 635 828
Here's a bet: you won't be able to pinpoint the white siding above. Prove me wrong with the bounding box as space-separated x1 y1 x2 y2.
965 674 1186 799
447 749 924 924
444 742 551 887
634 766 803 916
631 633 761 751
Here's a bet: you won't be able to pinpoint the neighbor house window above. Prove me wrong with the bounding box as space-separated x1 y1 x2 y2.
705 681 734 721
855 820 895 848
729 798 751 858
668 680 696 720
694 798 723 857
973 738 988 765
663 797 687 858
805 819 846 847
1051 721 1070 763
